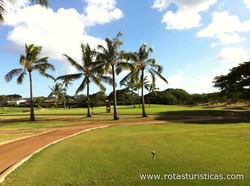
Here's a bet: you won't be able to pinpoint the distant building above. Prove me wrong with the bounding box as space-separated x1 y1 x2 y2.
7 99 27 106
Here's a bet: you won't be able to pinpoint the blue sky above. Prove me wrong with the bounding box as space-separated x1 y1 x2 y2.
1 0 250 98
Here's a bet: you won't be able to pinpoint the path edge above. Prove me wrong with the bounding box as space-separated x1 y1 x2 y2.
0 125 110 183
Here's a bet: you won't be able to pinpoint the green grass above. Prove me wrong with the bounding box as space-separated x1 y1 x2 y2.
0 132 41 143
0 104 249 143
0 114 155 143
0 105 222 115
3 123 250 186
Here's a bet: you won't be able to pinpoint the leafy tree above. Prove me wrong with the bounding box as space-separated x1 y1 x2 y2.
145 91 177 105
0 0 48 23
57 43 111 117
35 96 46 107
107 88 138 105
97 32 131 120
166 89 190 104
90 91 106 107
213 61 250 99
129 43 168 117
48 82 64 109
5 43 54 121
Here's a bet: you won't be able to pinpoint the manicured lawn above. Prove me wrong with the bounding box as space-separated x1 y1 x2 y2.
0 104 249 143
4 123 250 186
0 114 153 143
0 104 222 115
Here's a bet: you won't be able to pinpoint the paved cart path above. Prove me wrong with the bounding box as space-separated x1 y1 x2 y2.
0 123 111 181
0 120 167 182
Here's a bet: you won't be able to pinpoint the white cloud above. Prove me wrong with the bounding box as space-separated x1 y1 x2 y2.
211 42 219 48
197 11 250 45
218 33 245 45
3 0 123 74
166 70 219 94
152 0 171 11
217 47 249 67
82 0 123 26
152 0 216 30
244 0 250 8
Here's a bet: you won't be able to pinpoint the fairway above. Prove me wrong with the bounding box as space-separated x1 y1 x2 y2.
3 123 250 186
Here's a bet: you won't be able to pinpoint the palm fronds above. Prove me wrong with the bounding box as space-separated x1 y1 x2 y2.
5 68 23 82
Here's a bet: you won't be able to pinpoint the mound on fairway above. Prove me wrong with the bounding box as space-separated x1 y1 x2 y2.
4 123 250 186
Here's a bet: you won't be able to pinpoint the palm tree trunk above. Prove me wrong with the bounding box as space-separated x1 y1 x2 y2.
138 88 141 108
148 91 151 108
63 92 66 110
112 65 119 120
132 85 136 108
28 71 35 121
55 95 58 110
141 70 147 117
87 81 92 117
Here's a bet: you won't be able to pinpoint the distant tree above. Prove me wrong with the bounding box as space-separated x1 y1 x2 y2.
57 43 111 117
75 94 87 107
48 82 64 109
57 76 72 109
129 43 168 117
145 91 177 105
35 96 46 107
107 88 138 105
5 43 54 121
120 78 138 108
0 0 48 23
6 94 22 100
213 61 250 99
90 91 106 107
165 89 190 104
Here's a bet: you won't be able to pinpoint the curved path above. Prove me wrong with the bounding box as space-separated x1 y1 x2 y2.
0 120 166 183
0 123 111 183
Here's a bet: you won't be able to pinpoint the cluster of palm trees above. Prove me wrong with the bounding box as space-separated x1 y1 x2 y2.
5 32 167 121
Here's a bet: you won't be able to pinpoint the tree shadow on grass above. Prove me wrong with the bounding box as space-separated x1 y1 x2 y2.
155 110 250 124
0 115 87 124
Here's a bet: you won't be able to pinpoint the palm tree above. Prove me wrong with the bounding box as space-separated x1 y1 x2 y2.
144 76 159 107
60 77 72 109
129 43 168 117
5 43 55 121
120 79 137 108
120 66 138 108
48 82 64 110
57 43 110 117
0 0 48 23
97 32 132 120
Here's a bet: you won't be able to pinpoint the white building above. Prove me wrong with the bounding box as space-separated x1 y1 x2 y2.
7 99 27 106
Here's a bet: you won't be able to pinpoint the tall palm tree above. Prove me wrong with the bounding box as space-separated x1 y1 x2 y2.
48 82 64 110
57 43 111 117
129 43 168 117
5 43 55 121
97 32 131 120
0 0 48 23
